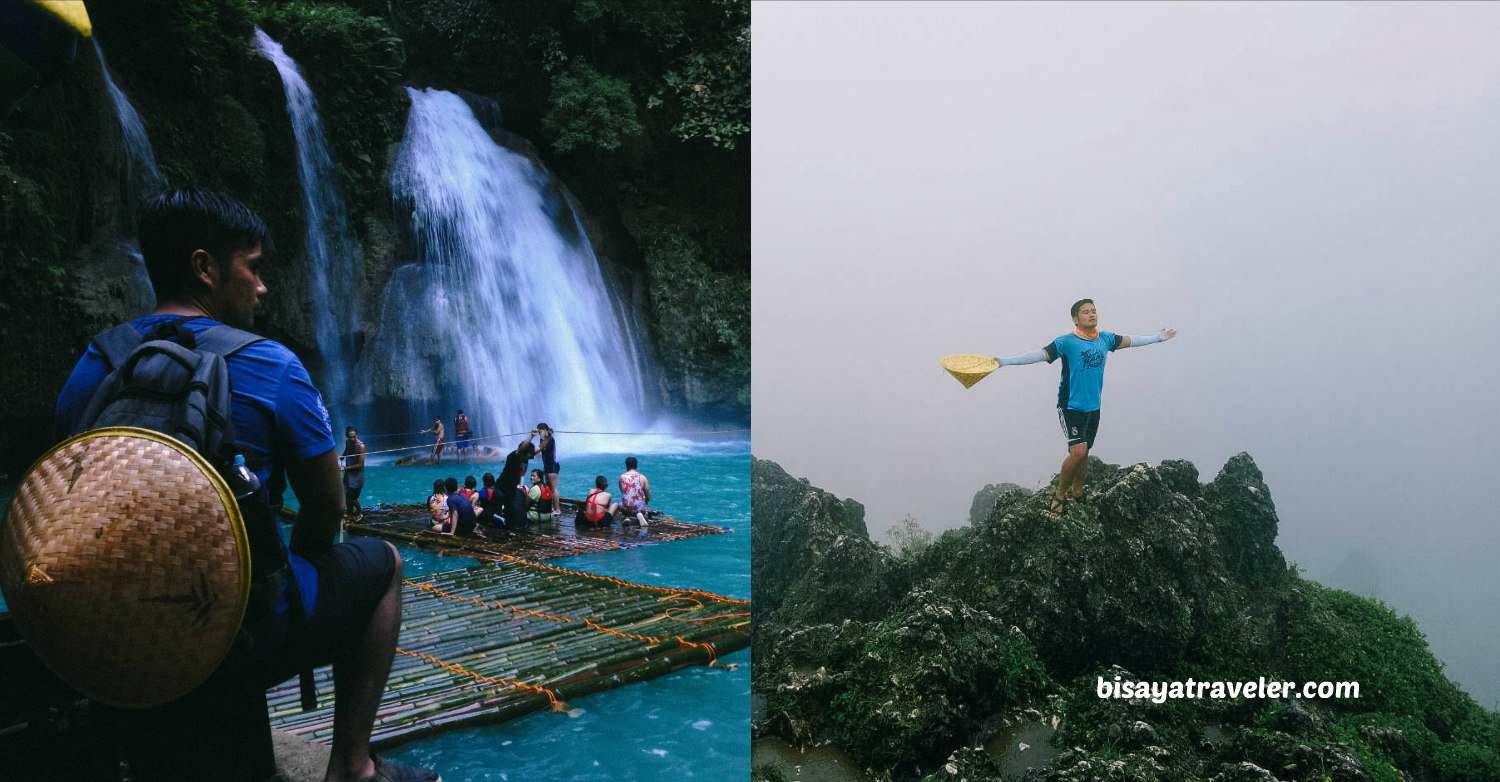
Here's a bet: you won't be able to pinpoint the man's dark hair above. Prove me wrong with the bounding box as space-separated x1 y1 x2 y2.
518 442 536 459
464 475 476 489
625 456 638 470
482 473 495 487
1070 298 1094 319
138 188 272 299
444 477 458 494
432 479 445 493
346 426 357 436
595 475 608 490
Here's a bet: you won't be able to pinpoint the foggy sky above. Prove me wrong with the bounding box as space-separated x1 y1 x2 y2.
752 2 1500 705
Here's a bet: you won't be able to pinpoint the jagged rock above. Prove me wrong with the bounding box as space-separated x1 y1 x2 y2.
1205 453 1286 587
970 482 1025 525
1156 459 1200 497
750 455 1500 782
940 460 1229 675
751 457 898 641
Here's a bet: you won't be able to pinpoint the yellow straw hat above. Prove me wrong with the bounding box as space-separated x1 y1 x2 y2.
940 354 999 389
0 426 250 707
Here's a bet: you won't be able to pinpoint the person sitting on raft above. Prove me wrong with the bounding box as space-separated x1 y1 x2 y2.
476 472 502 531
611 456 652 526
427 478 449 533
526 469 555 526
444 476 480 538
581 475 613 529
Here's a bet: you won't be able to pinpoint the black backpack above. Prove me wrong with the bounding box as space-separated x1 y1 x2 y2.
76 316 317 709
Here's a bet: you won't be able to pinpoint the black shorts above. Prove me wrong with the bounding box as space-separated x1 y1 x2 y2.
1058 407 1101 449
243 537 397 687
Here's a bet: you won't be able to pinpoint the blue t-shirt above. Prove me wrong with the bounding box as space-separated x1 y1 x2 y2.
446 492 477 535
55 314 338 617
1043 331 1123 413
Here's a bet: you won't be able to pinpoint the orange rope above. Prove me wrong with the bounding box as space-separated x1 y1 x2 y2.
395 648 566 712
661 593 752 623
403 577 732 666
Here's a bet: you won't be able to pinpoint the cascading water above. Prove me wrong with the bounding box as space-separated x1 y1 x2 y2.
373 87 655 454
92 39 162 195
252 29 362 428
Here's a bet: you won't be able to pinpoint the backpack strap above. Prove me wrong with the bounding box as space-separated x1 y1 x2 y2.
90 323 146 371
193 324 264 359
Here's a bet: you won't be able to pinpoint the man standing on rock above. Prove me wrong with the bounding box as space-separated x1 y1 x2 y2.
994 299 1176 513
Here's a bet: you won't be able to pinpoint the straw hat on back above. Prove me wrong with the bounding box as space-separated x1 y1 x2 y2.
0 426 250 707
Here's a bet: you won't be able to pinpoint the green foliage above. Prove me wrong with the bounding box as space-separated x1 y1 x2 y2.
1435 740 1500 781
543 59 644 154
640 225 749 409
255 2 405 213
1283 579 1472 737
650 24 749 148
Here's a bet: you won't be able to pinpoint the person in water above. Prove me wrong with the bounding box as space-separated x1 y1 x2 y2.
421 417 445 465
453 409 471 463
611 456 652 526
533 423 561 521
581 475 613 529
53 188 435 782
525 469 555 526
444 476 479 537
428 478 450 533
994 298 1176 513
340 426 365 523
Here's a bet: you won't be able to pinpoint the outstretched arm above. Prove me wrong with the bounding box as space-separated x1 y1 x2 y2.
1119 328 1177 349
995 341 1056 367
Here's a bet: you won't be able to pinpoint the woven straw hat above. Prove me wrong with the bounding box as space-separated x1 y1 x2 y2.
0 426 250 707
941 354 1000 389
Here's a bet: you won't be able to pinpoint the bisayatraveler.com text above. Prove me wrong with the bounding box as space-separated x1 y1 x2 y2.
1098 675 1359 704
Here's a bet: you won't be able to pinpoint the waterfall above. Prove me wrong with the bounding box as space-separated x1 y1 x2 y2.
373 87 655 454
252 29 361 428
92 39 162 196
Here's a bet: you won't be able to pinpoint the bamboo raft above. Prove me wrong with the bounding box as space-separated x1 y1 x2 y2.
266 557 750 747
341 498 731 563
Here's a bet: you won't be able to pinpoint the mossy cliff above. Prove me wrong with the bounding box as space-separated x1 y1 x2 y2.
0 0 748 475
750 456 1500 782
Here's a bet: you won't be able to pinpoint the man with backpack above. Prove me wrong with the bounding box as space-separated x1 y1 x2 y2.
53 189 438 782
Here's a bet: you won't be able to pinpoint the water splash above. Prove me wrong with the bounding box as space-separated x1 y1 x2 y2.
251 29 362 427
373 87 655 454
92 39 162 195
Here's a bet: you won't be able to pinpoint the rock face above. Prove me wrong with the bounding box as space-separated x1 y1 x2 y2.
751 454 1500 782
969 481 1024 525
750 457 896 637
